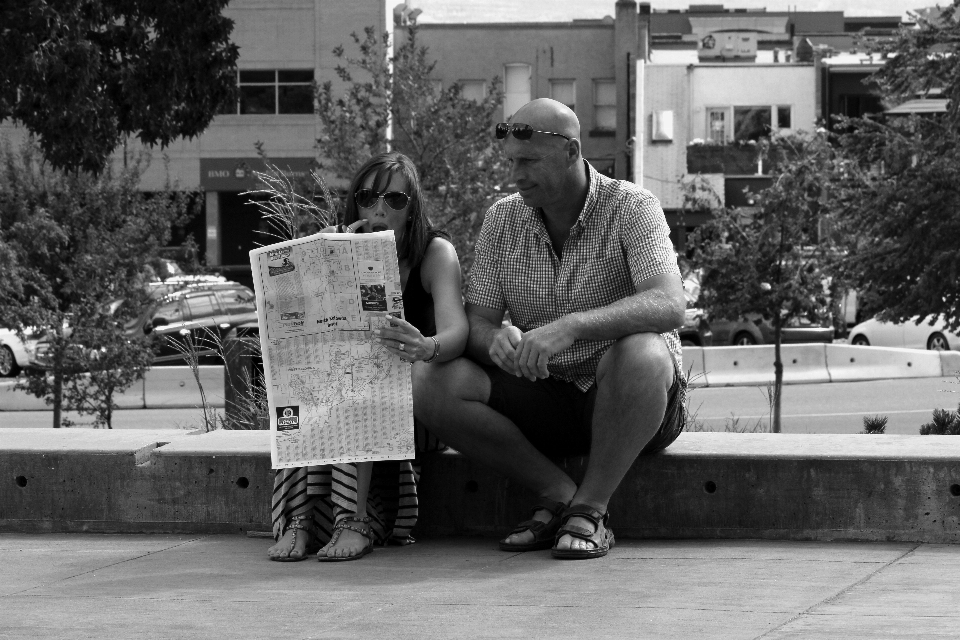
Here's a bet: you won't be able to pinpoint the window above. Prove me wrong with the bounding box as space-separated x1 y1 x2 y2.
152 300 185 326
707 108 727 143
458 80 486 102
777 106 792 130
221 69 314 115
593 80 616 131
734 106 772 141
184 294 220 320
218 288 256 315
503 64 531 119
550 80 576 112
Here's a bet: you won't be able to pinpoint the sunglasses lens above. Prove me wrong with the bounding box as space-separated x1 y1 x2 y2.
355 189 378 208
383 192 409 210
512 125 533 140
495 123 509 139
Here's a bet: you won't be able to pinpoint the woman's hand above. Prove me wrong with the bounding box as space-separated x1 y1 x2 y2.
320 220 368 233
374 316 435 362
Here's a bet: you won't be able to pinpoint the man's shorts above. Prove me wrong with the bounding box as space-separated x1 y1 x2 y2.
482 351 686 459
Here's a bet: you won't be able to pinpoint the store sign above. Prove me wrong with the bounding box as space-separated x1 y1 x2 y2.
199 157 317 191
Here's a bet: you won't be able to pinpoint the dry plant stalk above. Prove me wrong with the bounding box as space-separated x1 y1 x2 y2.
242 165 340 244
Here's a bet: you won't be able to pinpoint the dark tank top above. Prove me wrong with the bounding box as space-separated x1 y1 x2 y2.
401 238 437 337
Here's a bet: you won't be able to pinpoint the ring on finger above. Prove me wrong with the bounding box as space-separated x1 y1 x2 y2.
399 342 405 352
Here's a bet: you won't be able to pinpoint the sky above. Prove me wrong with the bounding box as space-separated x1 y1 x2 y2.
403 0 930 23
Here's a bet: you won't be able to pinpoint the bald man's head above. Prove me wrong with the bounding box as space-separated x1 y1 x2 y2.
510 98 581 141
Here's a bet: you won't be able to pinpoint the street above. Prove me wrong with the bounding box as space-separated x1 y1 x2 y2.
2 376 957 434
689 376 959 434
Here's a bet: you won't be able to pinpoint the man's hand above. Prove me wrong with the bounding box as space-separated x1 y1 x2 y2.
489 325 523 376
513 317 577 381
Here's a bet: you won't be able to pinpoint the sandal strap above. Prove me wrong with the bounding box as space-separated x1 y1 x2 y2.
508 518 551 537
283 514 313 534
560 503 609 528
533 499 569 519
333 516 375 541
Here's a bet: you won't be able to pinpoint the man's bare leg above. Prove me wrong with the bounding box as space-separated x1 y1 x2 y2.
414 358 578 542
555 333 675 552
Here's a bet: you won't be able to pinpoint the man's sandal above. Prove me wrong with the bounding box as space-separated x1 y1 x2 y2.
498 499 569 552
269 514 318 562
551 503 615 560
317 515 375 562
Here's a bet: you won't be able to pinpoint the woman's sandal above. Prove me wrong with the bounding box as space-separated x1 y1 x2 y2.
498 499 569 552
317 515 375 562
269 514 318 562
550 503 615 560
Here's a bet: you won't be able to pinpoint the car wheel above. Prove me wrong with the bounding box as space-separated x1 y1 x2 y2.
927 332 949 351
850 335 870 346
733 332 757 346
0 345 20 377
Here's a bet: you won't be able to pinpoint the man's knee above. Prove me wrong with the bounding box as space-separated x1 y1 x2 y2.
596 332 674 390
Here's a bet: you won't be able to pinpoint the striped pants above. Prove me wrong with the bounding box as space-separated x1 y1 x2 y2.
271 461 420 546
271 424 443 545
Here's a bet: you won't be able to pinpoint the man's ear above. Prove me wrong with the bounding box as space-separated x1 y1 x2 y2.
565 138 582 165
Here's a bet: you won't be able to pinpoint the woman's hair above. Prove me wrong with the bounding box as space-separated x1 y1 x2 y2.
343 151 438 268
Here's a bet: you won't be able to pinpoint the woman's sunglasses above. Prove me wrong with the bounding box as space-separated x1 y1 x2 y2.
355 189 410 210
495 122 571 141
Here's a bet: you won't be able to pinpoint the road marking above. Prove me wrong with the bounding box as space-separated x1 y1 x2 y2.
699 409 935 420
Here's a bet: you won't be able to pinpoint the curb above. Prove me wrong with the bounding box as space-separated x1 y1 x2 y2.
2 429 959 542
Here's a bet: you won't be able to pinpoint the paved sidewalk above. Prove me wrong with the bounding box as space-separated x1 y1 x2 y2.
1 534 957 639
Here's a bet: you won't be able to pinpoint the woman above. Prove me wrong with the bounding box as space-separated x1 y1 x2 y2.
267 151 468 562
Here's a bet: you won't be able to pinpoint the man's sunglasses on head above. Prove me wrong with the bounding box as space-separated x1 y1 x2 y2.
355 189 410 210
495 122 572 141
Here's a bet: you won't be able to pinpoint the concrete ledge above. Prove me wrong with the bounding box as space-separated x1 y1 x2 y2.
2 429 959 542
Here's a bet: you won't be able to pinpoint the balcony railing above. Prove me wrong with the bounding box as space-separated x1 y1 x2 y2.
687 142 765 175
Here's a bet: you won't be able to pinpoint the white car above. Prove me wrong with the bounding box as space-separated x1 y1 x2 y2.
847 316 960 351
0 328 40 377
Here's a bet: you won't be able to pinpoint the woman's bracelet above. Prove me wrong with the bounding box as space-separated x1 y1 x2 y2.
422 336 440 363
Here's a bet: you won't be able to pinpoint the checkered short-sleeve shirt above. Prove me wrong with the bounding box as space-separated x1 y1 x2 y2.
467 160 682 392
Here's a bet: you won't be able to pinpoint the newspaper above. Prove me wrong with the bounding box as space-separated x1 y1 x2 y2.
249 231 414 469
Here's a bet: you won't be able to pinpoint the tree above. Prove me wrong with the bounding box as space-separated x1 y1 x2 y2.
688 132 843 433
831 2 960 329
0 138 195 427
0 1 239 175
315 26 507 278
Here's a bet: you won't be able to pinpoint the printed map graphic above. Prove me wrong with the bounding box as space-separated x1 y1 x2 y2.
250 232 413 469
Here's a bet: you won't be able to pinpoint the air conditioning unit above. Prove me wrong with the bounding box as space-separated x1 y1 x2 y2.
697 31 758 62
651 110 674 142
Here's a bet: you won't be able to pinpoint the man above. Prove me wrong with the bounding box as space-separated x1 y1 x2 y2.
415 98 686 559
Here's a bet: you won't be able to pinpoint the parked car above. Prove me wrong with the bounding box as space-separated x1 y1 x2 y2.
679 306 713 347
847 316 960 351
0 328 41 377
144 257 228 285
711 313 835 346
32 282 258 368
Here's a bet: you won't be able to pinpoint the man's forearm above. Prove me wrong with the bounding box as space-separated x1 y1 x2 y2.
562 288 685 343
466 313 501 365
